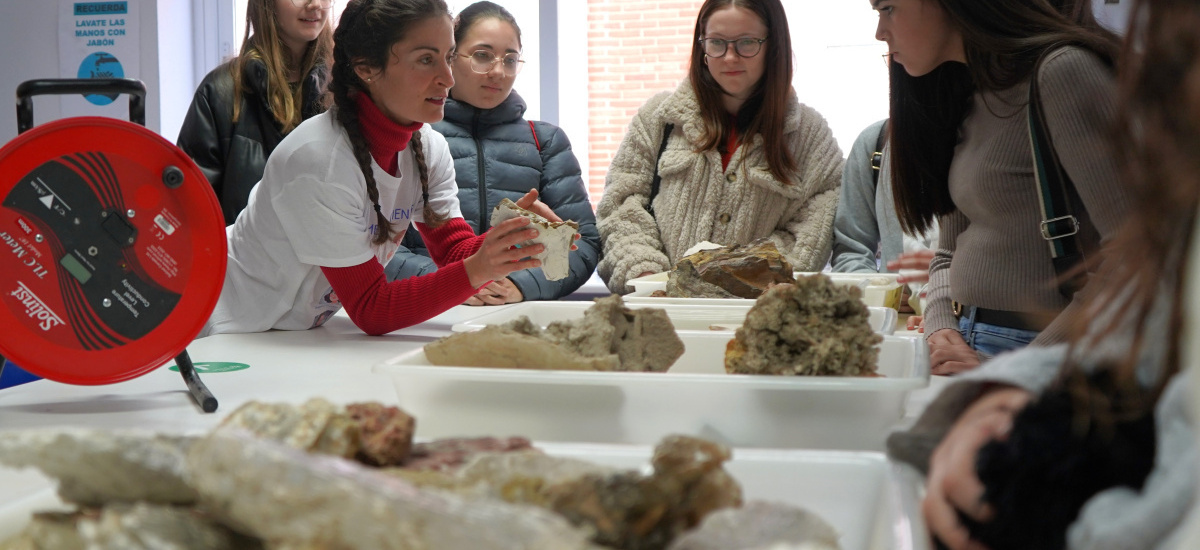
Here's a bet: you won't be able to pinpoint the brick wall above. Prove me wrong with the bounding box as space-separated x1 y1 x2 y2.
586 0 704 204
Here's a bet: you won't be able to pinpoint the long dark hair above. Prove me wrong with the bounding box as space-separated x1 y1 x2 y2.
688 0 796 184
454 1 521 47
888 0 1121 235
233 0 333 133
327 0 450 245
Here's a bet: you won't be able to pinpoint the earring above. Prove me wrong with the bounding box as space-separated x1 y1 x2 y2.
365 77 373 83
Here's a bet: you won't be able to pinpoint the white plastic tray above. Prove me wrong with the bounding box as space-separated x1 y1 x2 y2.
452 301 898 336
628 271 902 308
373 334 929 450
0 448 930 550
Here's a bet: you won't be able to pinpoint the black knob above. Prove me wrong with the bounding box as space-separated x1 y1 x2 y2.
162 166 184 188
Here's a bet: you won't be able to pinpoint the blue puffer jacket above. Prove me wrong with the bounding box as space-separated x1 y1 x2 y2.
384 92 601 300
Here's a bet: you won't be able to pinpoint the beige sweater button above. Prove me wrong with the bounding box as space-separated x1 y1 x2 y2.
719 213 731 224
725 173 736 182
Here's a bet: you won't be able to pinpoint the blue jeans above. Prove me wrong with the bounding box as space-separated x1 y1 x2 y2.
958 308 1040 360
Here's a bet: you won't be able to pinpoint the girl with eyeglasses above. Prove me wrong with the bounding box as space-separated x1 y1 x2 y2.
595 0 844 294
177 0 333 226
385 1 601 305
875 0 1130 375
200 0 566 337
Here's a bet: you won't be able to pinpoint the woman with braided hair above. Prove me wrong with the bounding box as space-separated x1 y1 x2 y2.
201 0 564 337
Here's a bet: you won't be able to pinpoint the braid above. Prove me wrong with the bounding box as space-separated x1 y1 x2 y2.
409 130 447 228
329 3 393 244
327 0 450 243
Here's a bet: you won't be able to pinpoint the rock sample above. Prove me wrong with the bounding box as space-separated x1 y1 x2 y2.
0 429 197 506
546 435 743 550
490 198 579 281
187 430 602 550
217 399 417 467
666 501 841 550
725 276 882 376
424 295 685 372
665 239 795 299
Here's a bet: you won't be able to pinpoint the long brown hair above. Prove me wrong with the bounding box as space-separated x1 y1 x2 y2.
888 0 1121 235
232 0 333 133
1068 0 1200 399
328 0 450 245
688 0 796 184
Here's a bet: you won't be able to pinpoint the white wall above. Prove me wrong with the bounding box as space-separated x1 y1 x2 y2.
1095 0 1133 32
0 0 197 144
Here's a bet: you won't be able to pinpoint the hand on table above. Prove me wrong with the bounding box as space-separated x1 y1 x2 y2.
928 328 981 375
924 387 1033 550
514 189 580 250
465 278 524 306
907 315 925 332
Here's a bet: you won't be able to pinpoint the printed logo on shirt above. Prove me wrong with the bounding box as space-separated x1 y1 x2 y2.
311 309 336 329
318 287 340 306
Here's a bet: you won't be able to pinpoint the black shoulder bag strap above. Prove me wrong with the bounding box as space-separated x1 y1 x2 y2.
871 119 889 188
1028 59 1088 298
647 123 675 218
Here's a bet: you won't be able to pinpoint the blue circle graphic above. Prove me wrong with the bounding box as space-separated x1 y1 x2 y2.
77 52 125 106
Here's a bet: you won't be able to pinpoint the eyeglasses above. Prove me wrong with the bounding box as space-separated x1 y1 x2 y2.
699 37 768 59
289 0 332 8
461 50 525 76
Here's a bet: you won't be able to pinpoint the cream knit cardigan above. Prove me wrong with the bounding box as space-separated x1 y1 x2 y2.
596 80 844 293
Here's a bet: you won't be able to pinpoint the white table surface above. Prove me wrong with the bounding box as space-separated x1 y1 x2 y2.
0 303 946 438
0 302 948 518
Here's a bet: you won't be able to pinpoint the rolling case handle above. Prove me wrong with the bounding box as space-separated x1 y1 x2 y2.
16 78 146 134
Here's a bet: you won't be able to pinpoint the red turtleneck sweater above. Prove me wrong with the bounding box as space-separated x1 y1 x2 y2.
319 93 488 335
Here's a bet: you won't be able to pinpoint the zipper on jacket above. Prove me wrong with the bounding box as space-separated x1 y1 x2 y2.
473 108 488 232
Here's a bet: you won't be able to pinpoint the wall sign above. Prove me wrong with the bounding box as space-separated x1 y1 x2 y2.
58 1 141 117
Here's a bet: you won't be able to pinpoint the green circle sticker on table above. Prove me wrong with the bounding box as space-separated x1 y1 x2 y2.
167 362 250 374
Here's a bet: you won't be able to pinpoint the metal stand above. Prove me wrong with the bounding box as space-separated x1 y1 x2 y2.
175 349 217 413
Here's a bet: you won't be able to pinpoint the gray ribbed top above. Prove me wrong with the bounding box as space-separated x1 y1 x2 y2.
925 46 1130 345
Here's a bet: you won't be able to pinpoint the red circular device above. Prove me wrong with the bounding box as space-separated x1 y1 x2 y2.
0 117 226 385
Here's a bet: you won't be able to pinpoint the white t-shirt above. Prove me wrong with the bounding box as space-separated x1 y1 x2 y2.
201 112 460 336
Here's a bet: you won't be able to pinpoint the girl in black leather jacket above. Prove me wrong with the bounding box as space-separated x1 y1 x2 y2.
177 0 333 225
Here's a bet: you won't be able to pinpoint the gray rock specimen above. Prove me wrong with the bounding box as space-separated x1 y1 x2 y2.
187 429 602 550
666 501 841 550
490 198 579 281
0 429 197 507
425 294 685 372
725 276 882 376
1 503 258 550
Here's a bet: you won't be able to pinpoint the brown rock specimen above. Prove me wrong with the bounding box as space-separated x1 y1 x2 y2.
725 276 882 376
346 402 416 467
665 239 795 299
425 295 684 372
545 435 743 550
220 399 417 467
